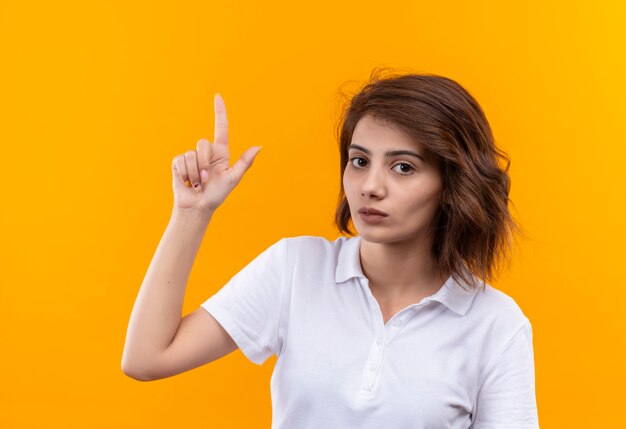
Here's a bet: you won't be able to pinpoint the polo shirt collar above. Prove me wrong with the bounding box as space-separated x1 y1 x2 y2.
335 235 477 316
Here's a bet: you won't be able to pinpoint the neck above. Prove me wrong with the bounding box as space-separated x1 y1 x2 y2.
358 235 449 299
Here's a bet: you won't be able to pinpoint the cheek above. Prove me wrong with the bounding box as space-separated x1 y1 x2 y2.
342 169 354 194
402 181 442 214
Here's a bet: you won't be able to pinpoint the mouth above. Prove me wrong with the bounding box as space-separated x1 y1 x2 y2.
358 211 387 224
358 207 389 216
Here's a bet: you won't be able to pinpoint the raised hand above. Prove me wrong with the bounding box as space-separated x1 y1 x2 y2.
171 93 262 215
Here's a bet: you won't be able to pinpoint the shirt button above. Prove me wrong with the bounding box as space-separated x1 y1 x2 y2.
376 337 383 345
369 362 377 371
392 319 403 327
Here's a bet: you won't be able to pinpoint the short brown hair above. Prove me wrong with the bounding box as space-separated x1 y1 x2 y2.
333 68 524 291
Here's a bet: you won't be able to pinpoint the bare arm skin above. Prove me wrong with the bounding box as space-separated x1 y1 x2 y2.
121 93 261 381
121 209 237 381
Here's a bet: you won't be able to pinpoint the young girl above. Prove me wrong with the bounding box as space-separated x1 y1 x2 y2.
122 70 539 428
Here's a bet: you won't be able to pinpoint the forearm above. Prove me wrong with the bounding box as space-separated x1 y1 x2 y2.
122 208 214 373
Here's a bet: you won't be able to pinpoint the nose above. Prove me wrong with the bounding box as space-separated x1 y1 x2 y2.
361 164 386 199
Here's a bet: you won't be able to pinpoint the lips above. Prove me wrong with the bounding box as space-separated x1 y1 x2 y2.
358 207 389 216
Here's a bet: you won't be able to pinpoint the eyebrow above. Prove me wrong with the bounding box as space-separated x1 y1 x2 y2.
348 144 424 161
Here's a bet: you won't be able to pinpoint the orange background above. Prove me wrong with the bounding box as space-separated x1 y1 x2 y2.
1 1 625 427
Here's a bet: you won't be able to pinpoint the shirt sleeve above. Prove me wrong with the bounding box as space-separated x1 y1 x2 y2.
471 320 540 428
200 238 287 366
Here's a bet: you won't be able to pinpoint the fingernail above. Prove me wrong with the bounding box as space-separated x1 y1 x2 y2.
201 169 208 178
193 182 199 189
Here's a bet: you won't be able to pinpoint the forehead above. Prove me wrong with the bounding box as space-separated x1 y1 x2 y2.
350 114 423 152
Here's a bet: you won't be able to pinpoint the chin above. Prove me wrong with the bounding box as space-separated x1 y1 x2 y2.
356 223 427 245
354 224 396 243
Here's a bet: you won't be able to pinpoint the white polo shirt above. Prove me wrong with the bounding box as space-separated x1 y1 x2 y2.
200 235 539 428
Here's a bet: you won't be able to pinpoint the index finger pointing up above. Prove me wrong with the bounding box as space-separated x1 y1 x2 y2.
214 93 229 147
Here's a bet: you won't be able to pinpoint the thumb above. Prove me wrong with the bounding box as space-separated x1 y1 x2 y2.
231 146 262 179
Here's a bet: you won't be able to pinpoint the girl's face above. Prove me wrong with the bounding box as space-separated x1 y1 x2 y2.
343 114 444 245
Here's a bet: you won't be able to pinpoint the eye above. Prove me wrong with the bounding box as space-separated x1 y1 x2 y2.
349 156 367 168
392 162 415 175
348 157 415 175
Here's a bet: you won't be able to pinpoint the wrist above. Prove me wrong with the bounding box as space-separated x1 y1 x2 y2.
171 207 214 225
